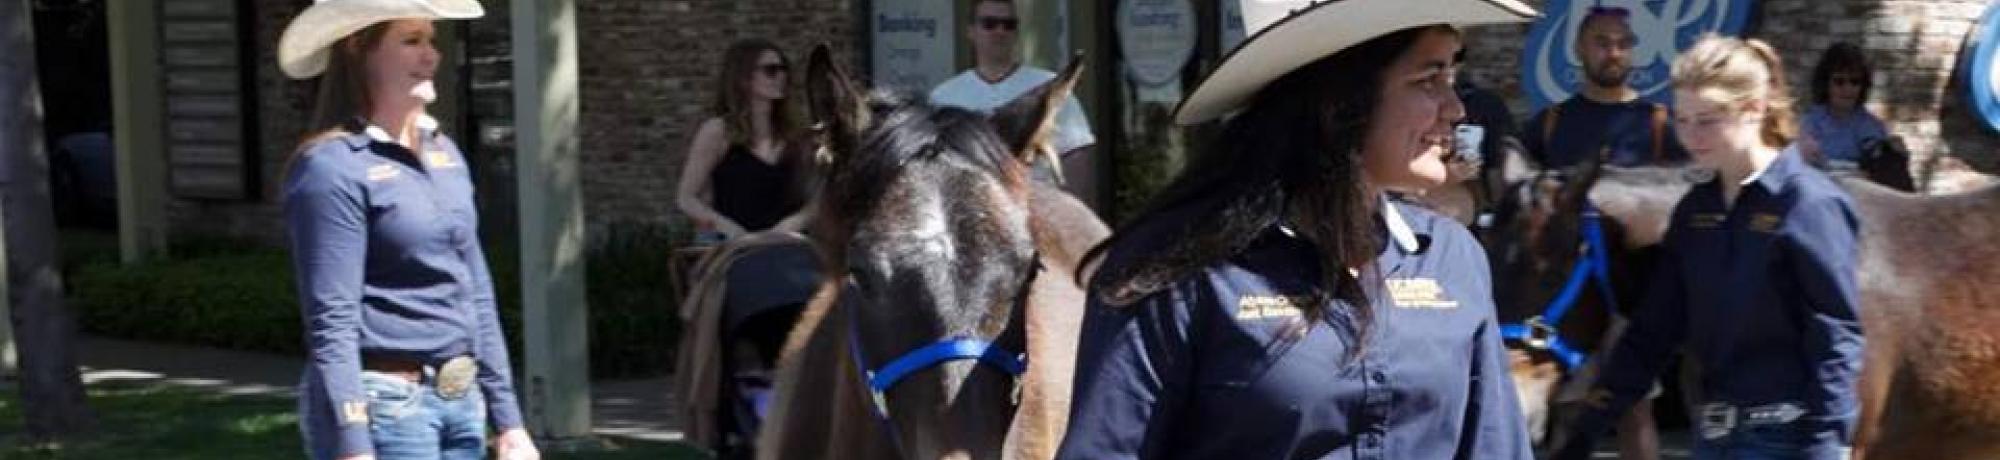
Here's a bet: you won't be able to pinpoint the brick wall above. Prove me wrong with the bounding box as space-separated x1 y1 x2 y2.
571 0 861 230
1461 0 2000 193
169 0 863 244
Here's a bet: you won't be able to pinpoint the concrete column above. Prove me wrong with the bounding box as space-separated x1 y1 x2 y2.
107 0 168 264
509 0 593 447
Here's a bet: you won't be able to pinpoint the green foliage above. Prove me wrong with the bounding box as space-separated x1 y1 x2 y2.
0 383 710 459
63 221 691 380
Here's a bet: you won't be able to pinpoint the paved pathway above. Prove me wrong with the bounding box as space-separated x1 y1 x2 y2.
71 336 685 443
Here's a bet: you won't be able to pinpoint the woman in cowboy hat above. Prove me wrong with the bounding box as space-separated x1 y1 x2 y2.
278 1 538 459
1057 0 1538 458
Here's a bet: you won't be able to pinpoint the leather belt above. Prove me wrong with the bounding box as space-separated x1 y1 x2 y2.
1698 402 1807 440
362 354 478 400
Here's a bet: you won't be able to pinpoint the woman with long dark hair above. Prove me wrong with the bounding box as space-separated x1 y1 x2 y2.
676 39 815 241
278 1 537 459
1055 1 1537 458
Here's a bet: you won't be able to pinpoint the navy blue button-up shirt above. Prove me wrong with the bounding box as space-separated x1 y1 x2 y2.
1582 148 1864 444
1057 198 1531 460
284 118 522 456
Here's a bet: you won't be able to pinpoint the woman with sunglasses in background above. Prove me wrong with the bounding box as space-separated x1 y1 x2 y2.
676 39 816 243
1799 43 1892 173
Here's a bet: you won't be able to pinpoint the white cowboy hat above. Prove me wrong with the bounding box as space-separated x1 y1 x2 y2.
278 0 484 79
1174 0 1539 125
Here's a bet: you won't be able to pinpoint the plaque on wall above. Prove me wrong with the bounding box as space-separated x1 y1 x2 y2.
160 0 256 200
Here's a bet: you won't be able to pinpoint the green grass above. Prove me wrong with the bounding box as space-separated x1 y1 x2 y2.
0 383 708 460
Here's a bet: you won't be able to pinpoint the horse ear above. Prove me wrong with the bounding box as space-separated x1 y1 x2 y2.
991 51 1086 165
1559 151 1606 208
806 43 867 164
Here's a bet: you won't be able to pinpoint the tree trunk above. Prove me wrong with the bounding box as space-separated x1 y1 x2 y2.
1 0 96 442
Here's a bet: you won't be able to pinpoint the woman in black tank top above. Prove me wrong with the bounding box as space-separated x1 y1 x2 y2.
677 39 813 240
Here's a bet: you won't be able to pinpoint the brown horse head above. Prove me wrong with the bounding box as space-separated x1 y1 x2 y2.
789 43 1083 459
1482 156 1617 443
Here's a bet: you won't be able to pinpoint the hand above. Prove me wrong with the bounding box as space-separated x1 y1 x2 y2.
1445 155 1482 183
496 428 541 460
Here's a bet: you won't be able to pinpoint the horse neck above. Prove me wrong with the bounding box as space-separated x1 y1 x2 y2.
1027 182 1111 281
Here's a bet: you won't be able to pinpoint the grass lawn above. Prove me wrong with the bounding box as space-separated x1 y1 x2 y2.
0 383 708 460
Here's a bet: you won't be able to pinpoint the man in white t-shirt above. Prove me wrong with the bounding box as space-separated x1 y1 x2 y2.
930 0 1096 186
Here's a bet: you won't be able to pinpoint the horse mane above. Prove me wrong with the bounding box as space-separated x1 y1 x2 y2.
821 91 1025 219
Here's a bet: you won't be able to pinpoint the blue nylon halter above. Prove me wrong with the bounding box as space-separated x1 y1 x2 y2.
842 259 1037 430
1500 205 1620 370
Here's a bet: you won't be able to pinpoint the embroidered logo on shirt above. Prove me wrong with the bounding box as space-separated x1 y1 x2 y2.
366 164 401 182
1387 278 1457 309
1236 295 1308 320
340 400 370 425
1689 213 1726 229
1748 213 1783 233
424 150 461 169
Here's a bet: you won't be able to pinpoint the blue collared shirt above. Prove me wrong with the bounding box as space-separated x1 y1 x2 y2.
1583 148 1864 444
1801 104 1889 164
284 118 522 456
1056 198 1531 460
1524 97 1689 168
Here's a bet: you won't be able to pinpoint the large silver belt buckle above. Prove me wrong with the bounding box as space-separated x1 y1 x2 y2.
435 356 477 400
1699 404 1737 440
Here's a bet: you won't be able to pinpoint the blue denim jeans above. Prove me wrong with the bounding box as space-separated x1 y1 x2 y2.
1692 425 1849 460
302 370 487 460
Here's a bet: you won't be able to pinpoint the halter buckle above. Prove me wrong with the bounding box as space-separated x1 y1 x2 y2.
1524 316 1557 350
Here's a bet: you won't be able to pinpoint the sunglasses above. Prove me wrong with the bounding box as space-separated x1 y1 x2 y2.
758 63 788 78
977 16 1019 31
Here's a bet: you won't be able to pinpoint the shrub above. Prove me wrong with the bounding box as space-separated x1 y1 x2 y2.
64 222 690 380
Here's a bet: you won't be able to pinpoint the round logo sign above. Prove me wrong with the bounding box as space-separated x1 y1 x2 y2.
1520 0 1759 111
1964 1 2000 133
1117 0 1197 86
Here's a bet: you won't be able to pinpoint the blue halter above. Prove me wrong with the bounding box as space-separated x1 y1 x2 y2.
842 259 1036 437
1499 205 1620 370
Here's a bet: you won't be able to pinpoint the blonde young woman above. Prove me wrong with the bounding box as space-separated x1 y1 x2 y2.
278 1 538 459
1552 34 1864 460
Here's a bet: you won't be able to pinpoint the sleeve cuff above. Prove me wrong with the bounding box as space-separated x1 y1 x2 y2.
335 422 374 457
489 400 526 431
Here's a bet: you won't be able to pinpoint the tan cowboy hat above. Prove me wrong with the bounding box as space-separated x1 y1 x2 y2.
278 0 484 79
1174 0 1539 125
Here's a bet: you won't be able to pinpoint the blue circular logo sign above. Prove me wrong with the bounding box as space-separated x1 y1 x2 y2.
1520 0 1760 111
1964 1 2000 134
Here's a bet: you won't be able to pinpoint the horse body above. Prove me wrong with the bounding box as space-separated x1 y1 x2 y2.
1511 164 2000 459
756 46 1105 460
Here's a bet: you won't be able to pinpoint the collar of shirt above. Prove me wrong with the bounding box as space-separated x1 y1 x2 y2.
357 114 441 146
1743 145 1803 194
1275 195 1423 256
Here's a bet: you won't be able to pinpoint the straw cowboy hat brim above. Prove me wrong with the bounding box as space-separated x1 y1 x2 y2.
278 0 484 79
1174 0 1539 125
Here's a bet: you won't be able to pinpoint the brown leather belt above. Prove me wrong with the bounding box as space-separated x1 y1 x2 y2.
362 354 477 400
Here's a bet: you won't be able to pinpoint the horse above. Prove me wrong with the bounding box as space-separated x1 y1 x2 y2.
753 45 1109 460
1498 157 2000 459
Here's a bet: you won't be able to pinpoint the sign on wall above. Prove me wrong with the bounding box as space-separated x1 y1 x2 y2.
1117 0 1197 87
1219 0 1245 55
1520 0 1759 110
871 0 956 92
1965 1 2000 134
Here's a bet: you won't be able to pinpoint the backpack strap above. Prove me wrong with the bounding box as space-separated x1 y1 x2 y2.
1650 103 1669 163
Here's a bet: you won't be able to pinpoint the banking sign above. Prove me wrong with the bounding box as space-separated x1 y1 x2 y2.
1520 0 1759 111
1965 1 2000 133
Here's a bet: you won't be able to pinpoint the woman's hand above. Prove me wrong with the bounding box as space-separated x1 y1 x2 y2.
496 428 541 460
